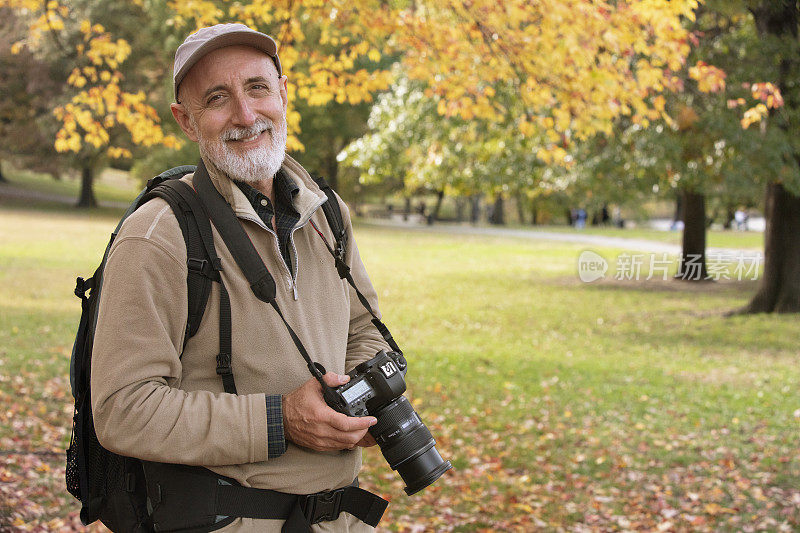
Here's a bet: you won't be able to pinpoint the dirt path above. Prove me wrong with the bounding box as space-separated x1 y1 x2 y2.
361 218 762 260
1 182 760 261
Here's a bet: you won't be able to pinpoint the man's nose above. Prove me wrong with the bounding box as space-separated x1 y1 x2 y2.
231 95 256 126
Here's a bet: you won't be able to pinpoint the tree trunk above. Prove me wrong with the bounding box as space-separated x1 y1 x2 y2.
743 183 800 313
324 151 339 191
515 192 526 224
530 199 538 225
723 206 735 230
488 193 505 225
428 189 444 225
743 2 800 312
455 197 466 222
0 160 6 183
76 165 97 208
672 193 683 228
676 189 708 281
470 194 481 225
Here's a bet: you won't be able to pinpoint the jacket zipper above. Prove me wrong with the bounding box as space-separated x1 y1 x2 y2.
239 202 323 302
287 218 315 301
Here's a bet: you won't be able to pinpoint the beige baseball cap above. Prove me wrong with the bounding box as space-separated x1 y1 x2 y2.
173 23 282 101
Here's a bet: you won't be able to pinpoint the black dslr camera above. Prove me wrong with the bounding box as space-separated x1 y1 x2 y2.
323 350 452 495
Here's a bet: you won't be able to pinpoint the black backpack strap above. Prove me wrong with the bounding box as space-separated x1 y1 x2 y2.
313 176 348 276
194 160 277 304
218 483 388 531
139 179 238 395
145 164 197 191
193 160 330 389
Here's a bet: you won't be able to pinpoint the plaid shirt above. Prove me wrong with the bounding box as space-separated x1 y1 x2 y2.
235 170 300 273
234 171 301 459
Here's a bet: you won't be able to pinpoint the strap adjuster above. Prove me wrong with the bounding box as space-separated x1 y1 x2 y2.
188 257 222 277
302 487 344 524
216 353 232 375
334 255 350 279
74 276 94 299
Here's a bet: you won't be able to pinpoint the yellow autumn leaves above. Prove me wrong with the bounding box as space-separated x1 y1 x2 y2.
49 20 183 158
6 0 765 166
390 0 701 162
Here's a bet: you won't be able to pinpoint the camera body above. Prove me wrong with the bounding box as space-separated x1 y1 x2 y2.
332 350 408 417
324 350 451 495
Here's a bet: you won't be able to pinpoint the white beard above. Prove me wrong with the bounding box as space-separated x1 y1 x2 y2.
193 114 287 183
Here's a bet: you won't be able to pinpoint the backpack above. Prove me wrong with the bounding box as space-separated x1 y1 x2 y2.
66 164 347 531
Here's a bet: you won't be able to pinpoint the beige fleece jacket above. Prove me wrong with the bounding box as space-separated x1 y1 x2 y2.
91 155 388 529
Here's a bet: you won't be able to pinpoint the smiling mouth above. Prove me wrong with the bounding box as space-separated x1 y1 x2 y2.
230 129 268 143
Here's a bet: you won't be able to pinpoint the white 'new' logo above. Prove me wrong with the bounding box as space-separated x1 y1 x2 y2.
578 250 608 283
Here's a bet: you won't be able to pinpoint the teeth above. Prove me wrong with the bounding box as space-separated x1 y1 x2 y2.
242 134 258 142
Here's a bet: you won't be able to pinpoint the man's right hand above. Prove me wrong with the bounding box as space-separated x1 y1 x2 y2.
282 373 377 452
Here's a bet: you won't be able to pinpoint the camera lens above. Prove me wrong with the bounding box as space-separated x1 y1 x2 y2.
370 396 452 495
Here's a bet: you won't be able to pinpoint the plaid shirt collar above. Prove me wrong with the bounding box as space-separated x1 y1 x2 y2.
234 170 301 271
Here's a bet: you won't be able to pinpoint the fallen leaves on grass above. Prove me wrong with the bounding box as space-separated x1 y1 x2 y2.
2 373 799 532
358 382 800 532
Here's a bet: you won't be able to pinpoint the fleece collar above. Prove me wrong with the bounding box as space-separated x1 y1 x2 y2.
202 154 327 231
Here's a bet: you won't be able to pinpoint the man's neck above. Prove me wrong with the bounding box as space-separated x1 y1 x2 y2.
250 177 276 208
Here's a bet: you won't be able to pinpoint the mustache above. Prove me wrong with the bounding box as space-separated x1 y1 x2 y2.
221 119 274 141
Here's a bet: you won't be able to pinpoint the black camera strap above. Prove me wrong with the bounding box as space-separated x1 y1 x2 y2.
193 159 402 411
308 179 402 356
318 234 402 355
193 160 329 389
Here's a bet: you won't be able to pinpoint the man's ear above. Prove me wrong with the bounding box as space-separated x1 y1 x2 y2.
279 75 288 112
170 103 199 143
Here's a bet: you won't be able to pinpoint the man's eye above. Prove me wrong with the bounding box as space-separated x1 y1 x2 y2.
207 94 224 105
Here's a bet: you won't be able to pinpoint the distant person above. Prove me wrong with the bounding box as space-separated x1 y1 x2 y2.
601 205 610 225
734 209 748 231
576 208 587 229
612 206 624 228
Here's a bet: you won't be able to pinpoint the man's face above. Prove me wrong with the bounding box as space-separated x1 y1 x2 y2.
171 45 288 182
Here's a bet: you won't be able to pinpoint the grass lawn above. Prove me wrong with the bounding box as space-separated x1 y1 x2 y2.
1 166 141 207
0 198 797 531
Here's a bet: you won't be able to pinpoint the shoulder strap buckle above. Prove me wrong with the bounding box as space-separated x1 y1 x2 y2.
334 241 346 263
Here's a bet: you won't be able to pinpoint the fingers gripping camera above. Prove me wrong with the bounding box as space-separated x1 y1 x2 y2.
323 350 452 495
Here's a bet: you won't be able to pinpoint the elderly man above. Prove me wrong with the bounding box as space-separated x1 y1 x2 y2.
91 23 389 532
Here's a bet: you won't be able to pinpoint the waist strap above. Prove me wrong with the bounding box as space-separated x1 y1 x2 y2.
144 463 387 533
216 482 387 532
